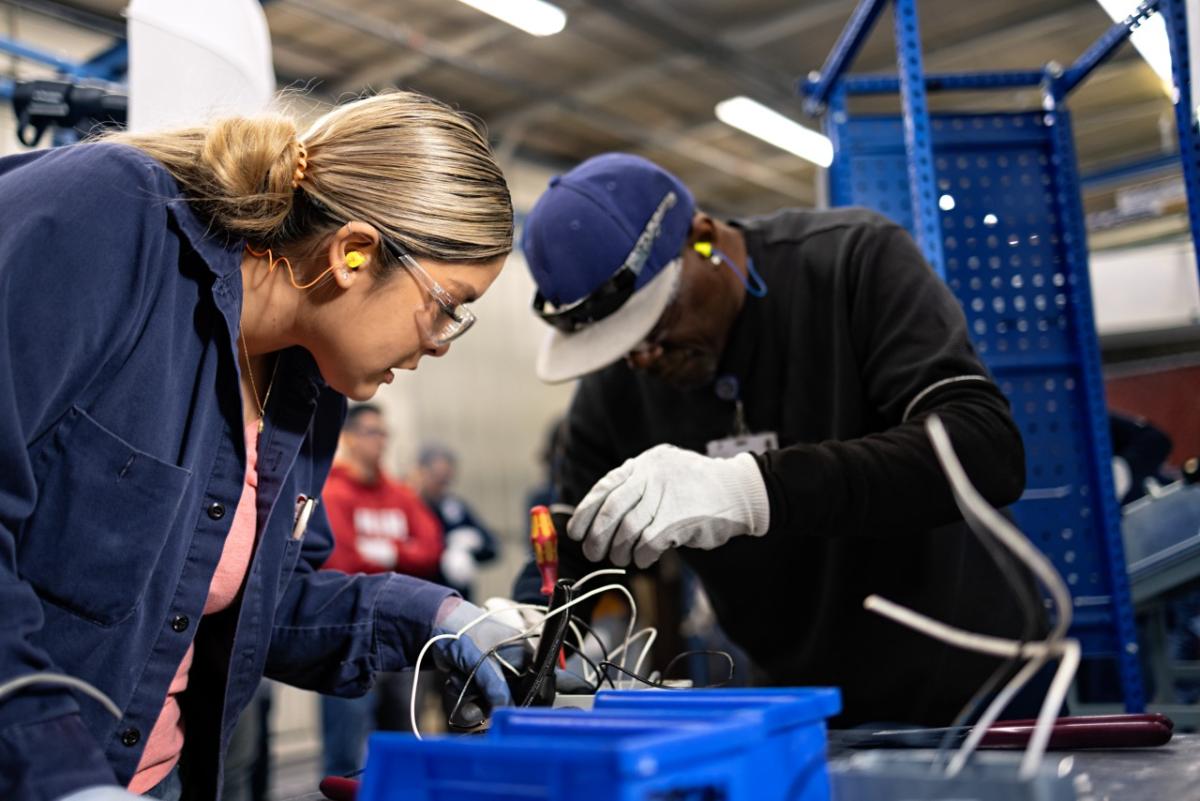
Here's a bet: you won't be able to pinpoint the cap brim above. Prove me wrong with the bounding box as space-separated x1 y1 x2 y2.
535 258 681 384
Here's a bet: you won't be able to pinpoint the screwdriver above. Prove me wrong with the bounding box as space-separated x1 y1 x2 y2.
529 505 565 668
530 505 558 596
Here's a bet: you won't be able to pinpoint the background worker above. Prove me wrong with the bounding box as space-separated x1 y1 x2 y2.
515 153 1042 727
0 91 524 801
320 404 445 775
413 442 500 602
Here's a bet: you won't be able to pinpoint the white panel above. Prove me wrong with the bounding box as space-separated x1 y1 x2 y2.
1090 238 1200 334
127 0 275 131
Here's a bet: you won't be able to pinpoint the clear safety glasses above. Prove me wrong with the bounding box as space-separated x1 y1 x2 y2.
381 237 477 346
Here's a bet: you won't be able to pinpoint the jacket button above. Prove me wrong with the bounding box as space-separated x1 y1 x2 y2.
170 615 190 633
207 502 226 520
120 727 141 747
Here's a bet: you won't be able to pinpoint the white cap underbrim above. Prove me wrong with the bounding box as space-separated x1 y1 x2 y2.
536 258 681 384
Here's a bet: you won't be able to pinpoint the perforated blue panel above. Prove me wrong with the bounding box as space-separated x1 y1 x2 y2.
828 112 1139 674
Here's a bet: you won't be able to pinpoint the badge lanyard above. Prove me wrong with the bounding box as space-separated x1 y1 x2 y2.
707 375 778 457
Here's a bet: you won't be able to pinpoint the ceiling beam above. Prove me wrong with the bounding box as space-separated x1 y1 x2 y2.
919 7 1099 72
488 0 851 134
282 0 812 202
330 23 513 94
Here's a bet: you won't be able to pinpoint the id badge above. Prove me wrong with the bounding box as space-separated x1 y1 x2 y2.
706 431 778 458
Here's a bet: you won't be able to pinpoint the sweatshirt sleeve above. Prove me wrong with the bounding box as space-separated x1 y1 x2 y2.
755 223 1026 538
266 418 454 695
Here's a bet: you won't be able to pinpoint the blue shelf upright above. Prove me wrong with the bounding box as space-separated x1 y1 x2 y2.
800 0 1200 712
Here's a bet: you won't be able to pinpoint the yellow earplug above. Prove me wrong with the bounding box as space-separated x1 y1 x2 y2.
345 251 366 270
693 242 714 259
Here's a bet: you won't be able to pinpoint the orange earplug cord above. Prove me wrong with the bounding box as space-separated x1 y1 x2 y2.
245 245 345 291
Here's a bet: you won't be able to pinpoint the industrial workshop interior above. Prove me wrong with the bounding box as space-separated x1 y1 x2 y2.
4 0 1200 799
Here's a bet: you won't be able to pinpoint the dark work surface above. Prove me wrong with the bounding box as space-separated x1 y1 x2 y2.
1030 734 1200 800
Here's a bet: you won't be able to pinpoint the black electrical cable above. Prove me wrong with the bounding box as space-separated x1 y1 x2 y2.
560 638 610 692
445 632 539 731
596 661 664 688
518 581 575 707
661 650 737 687
567 616 613 668
445 633 611 730
597 649 735 689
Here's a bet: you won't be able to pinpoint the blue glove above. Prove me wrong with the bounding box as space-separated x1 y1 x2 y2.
57 787 142 801
431 598 527 709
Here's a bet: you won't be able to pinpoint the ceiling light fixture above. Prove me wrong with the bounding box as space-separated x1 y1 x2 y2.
1094 0 1174 95
455 0 566 37
714 96 834 168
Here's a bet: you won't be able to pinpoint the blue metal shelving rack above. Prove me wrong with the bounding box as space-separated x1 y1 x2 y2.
801 0 1200 712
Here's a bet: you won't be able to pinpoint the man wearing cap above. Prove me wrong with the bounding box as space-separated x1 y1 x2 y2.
514 153 1041 727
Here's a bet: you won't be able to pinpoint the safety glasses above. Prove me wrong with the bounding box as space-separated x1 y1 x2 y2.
533 190 679 333
381 237 477 346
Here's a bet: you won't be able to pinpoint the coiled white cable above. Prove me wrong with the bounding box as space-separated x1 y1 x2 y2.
410 583 640 739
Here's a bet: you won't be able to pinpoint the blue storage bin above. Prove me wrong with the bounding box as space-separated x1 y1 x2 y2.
357 712 763 801
593 688 842 801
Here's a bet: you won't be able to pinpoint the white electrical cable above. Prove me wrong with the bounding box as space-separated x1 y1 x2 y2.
926 417 1073 643
927 415 1076 779
631 628 657 678
566 620 599 685
409 602 548 738
570 568 639 669
863 416 1078 782
0 672 122 721
604 627 658 679
409 585 637 739
1020 640 1080 778
570 568 627 590
864 596 1057 660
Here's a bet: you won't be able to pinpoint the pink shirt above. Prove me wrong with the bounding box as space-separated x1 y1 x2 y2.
128 421 260 793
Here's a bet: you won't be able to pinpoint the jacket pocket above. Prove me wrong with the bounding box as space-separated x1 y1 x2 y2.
18 406 191 626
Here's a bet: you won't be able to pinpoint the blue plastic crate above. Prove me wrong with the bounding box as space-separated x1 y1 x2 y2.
594 688 841 801
357 713 764 801
489 708 781 797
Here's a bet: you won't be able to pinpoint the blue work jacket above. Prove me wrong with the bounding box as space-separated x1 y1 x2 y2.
0 143 453 800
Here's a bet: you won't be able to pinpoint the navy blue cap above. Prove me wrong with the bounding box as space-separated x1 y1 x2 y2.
523 153 695 306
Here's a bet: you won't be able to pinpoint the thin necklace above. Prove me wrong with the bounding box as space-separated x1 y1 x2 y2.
240 329 279 435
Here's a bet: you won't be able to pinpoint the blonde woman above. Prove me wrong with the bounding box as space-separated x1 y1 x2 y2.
0 91 523 801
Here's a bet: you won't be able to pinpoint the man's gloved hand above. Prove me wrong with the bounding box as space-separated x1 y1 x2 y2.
568 444 770 569
440 527 483 587
57 787 142 801
431 598 528 710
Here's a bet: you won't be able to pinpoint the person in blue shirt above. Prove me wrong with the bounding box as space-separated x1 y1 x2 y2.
0 91 524 801
413 443 499 603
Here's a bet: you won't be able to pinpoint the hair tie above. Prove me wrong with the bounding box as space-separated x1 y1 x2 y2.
291 140 308 189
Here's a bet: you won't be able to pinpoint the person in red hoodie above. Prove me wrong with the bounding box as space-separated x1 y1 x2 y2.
323 405 443 580
320 403 444 776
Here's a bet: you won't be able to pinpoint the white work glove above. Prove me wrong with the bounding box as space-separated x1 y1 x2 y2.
440 527 483 587
57 787 142 801
568 444 771 569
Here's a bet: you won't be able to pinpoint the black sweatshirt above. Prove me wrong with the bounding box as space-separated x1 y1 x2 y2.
515 208 1041 727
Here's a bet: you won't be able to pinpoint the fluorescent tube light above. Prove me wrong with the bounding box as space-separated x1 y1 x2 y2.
715 96 834 168
455 0 566 37
1095 0 1173 94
